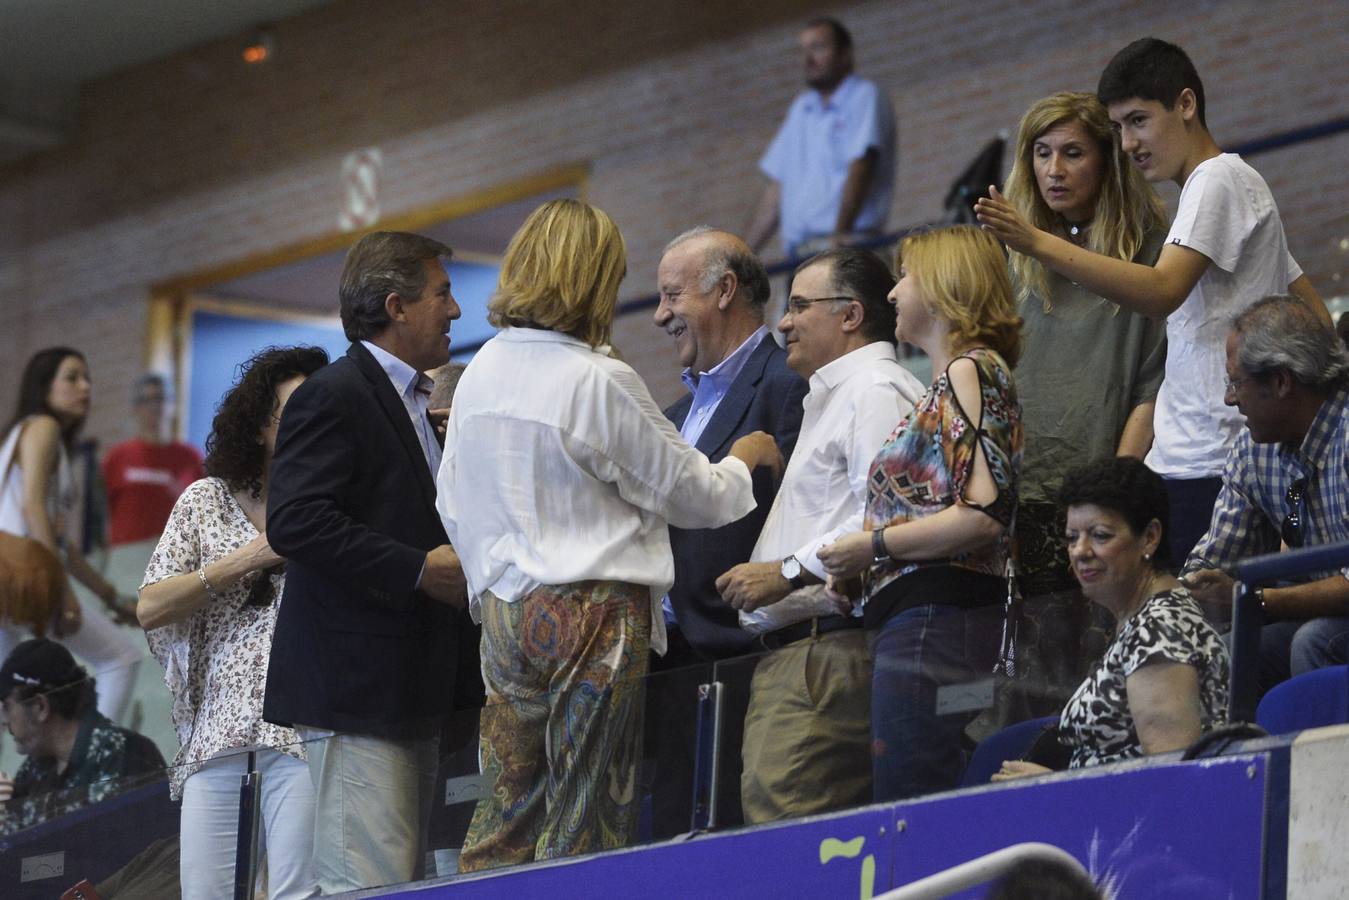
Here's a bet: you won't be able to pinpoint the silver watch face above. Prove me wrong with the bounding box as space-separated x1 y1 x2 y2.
781 555 802 580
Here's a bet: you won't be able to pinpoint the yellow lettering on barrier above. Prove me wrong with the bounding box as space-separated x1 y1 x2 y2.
819 836 866 863
820 836 877 900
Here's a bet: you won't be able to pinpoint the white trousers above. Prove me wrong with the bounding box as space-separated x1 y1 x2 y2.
179 748 317 900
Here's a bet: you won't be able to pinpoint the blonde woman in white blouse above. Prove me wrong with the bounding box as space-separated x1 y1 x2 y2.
139 345 327 900
437 200 782 871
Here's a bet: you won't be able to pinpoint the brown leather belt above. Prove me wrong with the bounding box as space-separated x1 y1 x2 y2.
757 614 863 651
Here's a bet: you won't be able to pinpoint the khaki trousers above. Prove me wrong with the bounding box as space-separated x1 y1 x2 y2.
298 728 438 894
741 628 872 824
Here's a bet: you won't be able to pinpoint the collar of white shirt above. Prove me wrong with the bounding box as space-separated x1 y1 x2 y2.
494 326 613 355
808 340 899 396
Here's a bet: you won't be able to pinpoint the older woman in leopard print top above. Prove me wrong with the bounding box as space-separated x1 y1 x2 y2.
994 457 1228 779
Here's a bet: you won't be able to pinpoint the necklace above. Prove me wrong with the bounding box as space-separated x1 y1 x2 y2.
1066 220 1090 245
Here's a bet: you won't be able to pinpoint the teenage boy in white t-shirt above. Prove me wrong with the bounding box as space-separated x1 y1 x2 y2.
975 37 1328 566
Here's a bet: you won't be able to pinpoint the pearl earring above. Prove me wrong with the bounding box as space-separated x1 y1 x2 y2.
1143 553 1151 560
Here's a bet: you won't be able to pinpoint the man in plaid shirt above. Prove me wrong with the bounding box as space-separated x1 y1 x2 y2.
1183 294 1349 696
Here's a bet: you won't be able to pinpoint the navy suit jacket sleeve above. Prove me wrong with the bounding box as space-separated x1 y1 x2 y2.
765 364 806 464
267 374 426 609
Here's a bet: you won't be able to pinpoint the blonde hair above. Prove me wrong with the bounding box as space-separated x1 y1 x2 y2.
489 199 627 348
1003 92 1167 311
896 225 1023 367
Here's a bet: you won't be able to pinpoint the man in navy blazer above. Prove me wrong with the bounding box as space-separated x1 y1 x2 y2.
647 227 806 834
264 231 477 893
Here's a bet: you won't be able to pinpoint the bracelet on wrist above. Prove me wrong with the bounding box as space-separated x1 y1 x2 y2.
197 567 219 600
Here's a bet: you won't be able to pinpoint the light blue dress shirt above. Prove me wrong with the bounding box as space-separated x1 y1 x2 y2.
678 326 770 446
759 74 897 252
360 340 441 476
663 326 770 625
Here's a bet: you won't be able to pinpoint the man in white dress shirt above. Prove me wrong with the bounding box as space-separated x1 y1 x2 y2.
717 247 924 822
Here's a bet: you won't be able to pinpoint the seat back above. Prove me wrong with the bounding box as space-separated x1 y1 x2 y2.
1255 665 1349 735
962 715 1059 786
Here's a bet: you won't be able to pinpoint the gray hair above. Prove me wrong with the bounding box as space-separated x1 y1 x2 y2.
1233 294 1349 388
428 363 467 410
339 231 453 341
663 226 771 308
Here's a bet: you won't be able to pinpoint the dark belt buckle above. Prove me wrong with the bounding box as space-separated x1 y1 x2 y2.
810 617 821 640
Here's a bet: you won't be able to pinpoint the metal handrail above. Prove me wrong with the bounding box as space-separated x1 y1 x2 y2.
233 751 262 900
1234 540 1349 585
446 113 1349 361
872 842 1091 899
611 114 1349 321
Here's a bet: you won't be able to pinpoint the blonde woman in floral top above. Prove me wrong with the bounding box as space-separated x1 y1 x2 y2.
139 346 327 900
819 225 1023 801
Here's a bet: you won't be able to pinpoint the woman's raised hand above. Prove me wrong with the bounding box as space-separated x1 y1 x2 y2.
974 185 1043 256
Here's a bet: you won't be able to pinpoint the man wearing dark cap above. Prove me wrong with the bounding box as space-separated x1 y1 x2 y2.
0 638 164 834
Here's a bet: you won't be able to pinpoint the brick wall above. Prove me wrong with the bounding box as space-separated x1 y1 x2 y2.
1 0 1345 441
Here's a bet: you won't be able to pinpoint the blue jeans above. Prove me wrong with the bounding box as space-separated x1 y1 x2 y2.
1251 617 1349 696
871 603 1003 802
1163 476 1223 572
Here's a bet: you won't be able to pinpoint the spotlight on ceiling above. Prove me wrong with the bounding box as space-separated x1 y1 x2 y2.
242 29 275 65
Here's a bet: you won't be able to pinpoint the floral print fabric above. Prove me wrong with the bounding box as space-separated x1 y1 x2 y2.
4 710 164 833
142 477 303 798
460 580 649 871
863 348 1022 596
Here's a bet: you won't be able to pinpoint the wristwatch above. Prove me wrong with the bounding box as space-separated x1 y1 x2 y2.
872 527 891 563
781 555 805 590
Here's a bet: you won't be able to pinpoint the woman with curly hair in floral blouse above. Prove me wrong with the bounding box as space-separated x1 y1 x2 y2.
818 224 1024 801
993 457 1228 780
138 345 327 900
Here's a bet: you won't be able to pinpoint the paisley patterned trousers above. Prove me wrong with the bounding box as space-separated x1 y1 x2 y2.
459 580 650 872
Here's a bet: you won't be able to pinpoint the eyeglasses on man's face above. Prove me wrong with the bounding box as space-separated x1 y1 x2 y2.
785 296 855 316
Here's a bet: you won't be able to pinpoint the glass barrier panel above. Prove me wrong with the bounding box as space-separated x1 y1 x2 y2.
640 660 715 843
251 658 722 893
0 749 179 899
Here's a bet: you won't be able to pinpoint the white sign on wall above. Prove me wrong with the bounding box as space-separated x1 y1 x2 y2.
338 147 382 231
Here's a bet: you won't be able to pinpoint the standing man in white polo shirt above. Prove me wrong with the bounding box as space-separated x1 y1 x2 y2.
746 17 898 257
717 248 923 823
